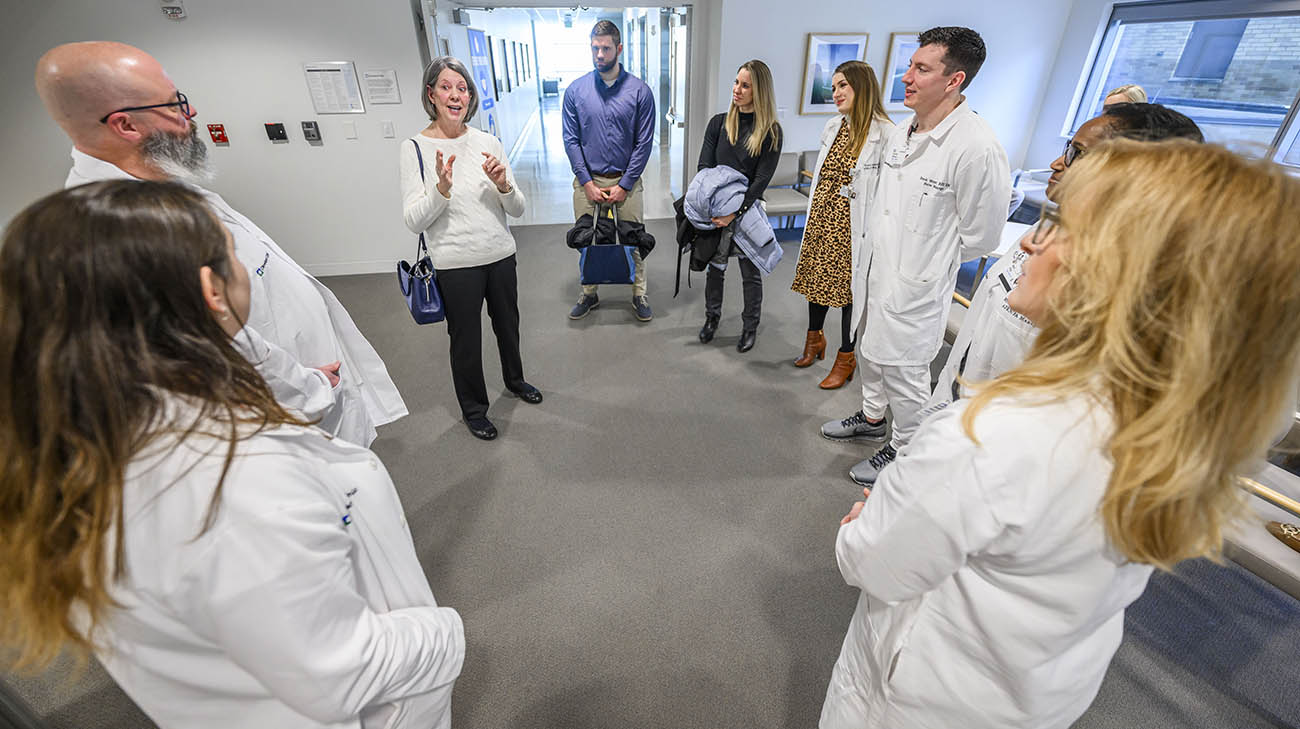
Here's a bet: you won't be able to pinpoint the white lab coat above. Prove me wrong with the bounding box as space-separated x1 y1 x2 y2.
820 393 1153 729
233 325 336 421
862 102 1011 366
925 242 1037 411
95 395 464 729
802 115 893 334
66 149 408 446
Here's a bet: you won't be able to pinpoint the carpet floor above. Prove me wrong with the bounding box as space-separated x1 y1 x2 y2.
5 220 1295 728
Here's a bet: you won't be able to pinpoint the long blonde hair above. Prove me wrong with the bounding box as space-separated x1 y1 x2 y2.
0 182 307 671
725 59 781 157
834 60 888 162
963 141 1300 570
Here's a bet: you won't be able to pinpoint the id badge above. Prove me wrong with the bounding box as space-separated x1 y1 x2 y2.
838 185 855 200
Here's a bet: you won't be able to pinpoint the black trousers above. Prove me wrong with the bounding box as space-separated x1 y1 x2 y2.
703 257 763 331
436 254 525 420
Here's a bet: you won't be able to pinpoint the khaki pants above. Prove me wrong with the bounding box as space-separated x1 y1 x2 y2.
573 174 647 297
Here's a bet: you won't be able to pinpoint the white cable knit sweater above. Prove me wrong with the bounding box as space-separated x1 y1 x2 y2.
400 127 526 270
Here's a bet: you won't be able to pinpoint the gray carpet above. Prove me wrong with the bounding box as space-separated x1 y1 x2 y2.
5 220 1296 728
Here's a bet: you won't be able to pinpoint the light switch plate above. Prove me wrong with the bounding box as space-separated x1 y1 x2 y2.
381 120 395 138
342 120 358 139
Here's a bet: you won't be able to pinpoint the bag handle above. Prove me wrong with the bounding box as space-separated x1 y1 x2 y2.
411 139 430 261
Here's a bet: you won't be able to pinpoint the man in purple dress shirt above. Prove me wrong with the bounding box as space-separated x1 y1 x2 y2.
563 20 657 322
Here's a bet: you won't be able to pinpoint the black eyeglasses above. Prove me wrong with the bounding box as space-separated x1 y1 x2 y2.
1030 205 1062 248
1061 139 1085 167
99 92 191 124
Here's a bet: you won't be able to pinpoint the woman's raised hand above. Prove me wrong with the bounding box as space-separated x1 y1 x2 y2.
482 152 511 193
434 150 456 198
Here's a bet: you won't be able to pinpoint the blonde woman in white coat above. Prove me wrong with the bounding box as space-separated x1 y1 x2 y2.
790 60 892 390
0 181 465 729
822 141 1300 729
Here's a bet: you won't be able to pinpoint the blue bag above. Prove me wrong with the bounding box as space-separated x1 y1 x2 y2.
398 140 445 324
578 204 636 285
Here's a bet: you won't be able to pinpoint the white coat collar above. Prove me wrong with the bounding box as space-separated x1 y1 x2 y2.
905 98 973 142
69 147 138 183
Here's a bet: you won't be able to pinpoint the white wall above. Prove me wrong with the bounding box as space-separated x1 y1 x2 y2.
1 0 438 275
433 6 541 158
712 0 1077 169
1022 0 1119 169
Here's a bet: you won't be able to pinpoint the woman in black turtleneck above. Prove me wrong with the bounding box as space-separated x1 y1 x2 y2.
696 59 783 353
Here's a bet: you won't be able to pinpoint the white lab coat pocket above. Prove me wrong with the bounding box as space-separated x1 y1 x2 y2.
905 190 955 240
883 270 946 319
880 271 948 362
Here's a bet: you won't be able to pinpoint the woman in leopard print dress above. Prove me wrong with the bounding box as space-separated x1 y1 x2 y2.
791 61 892 389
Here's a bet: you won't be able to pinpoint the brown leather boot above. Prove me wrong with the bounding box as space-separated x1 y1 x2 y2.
819 350 857 389
794 330 827 367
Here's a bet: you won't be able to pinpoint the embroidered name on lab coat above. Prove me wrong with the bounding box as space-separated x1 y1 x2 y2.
920 176 951 192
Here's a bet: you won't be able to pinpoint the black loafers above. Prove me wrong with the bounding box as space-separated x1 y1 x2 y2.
510 383 543 404
466 417 498 441
737 329 757 353
699 315 719 343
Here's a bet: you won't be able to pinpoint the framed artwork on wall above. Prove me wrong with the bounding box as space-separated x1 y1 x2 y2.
486 34 500 100
498 38 511 93
885 32 922 110
512 41 522 87
799 33 869 115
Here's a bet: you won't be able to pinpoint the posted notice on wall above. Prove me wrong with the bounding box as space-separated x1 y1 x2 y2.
303 61 365 114
363 69 402 105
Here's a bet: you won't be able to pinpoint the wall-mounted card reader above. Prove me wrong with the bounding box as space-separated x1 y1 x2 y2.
264 122 288 141
301 121 321 142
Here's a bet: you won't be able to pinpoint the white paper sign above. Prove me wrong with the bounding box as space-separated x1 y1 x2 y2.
363 69 402 105
303 62 365 114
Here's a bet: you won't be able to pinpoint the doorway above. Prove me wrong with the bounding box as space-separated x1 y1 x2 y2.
439 6 691 226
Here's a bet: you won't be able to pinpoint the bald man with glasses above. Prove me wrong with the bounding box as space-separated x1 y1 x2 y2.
36 41 407 446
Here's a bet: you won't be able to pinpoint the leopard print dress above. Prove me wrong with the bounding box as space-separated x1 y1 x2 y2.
791 122 854 308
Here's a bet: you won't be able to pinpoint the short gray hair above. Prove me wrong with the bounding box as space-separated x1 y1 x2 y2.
421 56 478 124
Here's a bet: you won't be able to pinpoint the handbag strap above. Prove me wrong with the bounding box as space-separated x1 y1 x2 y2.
411 139 430 260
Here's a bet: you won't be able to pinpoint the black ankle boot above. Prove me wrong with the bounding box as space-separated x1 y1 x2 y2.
737 329 757 353
699 315 720 343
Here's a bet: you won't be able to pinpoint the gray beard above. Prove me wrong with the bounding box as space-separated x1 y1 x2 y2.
141 123 215 185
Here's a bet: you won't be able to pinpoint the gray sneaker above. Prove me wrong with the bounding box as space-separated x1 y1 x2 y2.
821 410 887 441
632 295 653 322
569 294 599 319
849 444 898 486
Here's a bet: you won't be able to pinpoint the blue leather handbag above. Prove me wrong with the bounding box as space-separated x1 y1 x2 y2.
578 204 636 285
398 140 445 324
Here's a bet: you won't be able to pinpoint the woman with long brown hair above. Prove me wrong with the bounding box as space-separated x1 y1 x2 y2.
790 60 891 388
0 181 464 729
822 141 1300 728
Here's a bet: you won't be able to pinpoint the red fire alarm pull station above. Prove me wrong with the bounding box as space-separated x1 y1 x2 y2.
207 124 228 144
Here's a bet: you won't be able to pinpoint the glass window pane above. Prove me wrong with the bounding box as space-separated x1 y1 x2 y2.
1072 14 1300 156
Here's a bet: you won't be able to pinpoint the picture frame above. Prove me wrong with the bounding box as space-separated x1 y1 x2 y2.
512 41 522 87
498 38 511 93
799 33 868 115
885 32 922 110
485 34 500 100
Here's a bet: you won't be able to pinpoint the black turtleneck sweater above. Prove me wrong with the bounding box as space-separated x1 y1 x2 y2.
698 111 783 218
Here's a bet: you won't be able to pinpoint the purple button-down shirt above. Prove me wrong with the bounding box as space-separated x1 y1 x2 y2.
562 66 656 191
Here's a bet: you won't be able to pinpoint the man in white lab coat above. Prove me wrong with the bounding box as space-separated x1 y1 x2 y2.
823 27 1010 485
35 41 406 446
